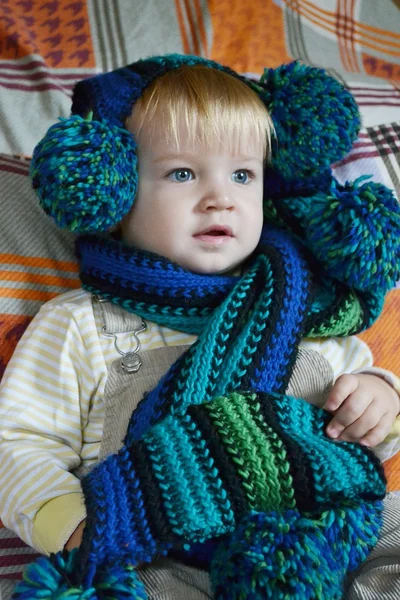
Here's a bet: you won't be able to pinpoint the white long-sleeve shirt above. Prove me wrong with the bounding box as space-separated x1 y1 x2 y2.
0 288 399 554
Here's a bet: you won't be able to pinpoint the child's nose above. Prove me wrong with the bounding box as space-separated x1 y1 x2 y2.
200 183 233 211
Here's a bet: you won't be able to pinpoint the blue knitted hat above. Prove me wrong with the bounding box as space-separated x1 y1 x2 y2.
30 53 400 294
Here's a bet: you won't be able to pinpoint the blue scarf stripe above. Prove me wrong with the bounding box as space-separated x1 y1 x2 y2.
250 229 311 392
82 452 160 568
79 236 236 305
126 353 190 442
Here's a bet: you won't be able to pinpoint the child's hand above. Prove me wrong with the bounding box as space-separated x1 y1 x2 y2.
65 519 86 551
324 373 400 447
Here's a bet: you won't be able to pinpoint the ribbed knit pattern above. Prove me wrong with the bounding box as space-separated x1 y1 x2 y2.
77 225 382 445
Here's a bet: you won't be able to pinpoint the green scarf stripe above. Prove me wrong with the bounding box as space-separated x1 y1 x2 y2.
308 290 363 337
246 395 296 510
205 395 279 511
205 393 290 511
255 394 318 510
187 404 249 518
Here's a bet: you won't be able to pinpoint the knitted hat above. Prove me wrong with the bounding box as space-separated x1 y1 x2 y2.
29 54 400 295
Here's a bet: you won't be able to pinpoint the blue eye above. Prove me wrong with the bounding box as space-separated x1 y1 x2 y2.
168 169 194 182
232 170 251 184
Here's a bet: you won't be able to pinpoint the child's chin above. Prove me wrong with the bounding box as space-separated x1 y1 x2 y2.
186 261 243 276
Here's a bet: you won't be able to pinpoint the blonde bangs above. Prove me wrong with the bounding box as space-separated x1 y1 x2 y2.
126 65 274 160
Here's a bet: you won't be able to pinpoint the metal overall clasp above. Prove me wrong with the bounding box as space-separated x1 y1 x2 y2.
94 295 147 373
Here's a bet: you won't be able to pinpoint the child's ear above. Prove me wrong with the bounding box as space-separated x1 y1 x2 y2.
258 61 361 184
30 115 138 233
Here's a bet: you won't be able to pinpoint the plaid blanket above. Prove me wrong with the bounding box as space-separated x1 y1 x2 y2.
0 0 400 155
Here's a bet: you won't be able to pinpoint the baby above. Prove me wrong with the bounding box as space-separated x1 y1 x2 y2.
1 56 400 600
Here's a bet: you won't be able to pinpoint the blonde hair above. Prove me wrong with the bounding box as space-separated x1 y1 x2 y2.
126 65 274 160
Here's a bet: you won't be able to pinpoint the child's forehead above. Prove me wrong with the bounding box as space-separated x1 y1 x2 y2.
135 114 265 161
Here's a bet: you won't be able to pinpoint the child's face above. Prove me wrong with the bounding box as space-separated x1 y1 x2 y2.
120 118 264 274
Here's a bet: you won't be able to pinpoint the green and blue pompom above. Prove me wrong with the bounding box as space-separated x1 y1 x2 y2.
260 62 360 183
304 178 400 292
12 504 383 600
266 176 400 293
210 503 382 600
30 115 138 233
211 510 344 600
299 178 399 292
12 550 148 600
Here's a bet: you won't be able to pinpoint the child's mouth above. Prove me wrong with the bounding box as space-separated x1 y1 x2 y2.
193 226 233 245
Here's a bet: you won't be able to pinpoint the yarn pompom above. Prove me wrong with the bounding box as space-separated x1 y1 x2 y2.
210 509 364 600
260 62 360 182
301 178 400 292
30 115 138 233
12 550 148 600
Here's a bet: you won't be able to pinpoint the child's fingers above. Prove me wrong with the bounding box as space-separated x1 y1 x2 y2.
359 413 393 448
335 402 387 443
325 388 373 439
323 373 359 412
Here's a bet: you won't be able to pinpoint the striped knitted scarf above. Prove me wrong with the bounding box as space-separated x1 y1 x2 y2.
15 225 386 600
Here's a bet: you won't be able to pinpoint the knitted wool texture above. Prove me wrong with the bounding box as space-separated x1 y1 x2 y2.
14 226 387 600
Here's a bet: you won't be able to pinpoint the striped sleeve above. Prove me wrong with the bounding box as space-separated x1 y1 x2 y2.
313 335 400 398
0 295 106 553
302 335 374 380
